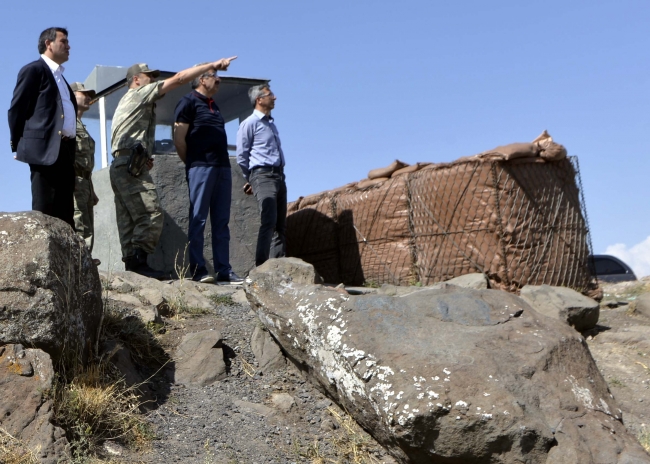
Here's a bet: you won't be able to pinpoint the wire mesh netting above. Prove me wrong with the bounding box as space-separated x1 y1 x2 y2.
286 156 593 293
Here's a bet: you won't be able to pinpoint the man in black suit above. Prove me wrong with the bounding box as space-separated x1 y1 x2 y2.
8 27 77 228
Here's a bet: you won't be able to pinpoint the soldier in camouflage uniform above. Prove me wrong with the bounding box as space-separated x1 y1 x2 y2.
70 82 98 253
110 58 237 279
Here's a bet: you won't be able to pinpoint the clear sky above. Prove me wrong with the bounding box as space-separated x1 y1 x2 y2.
2 1 649 277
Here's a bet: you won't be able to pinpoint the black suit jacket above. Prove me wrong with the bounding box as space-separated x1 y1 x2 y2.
8 57 77 165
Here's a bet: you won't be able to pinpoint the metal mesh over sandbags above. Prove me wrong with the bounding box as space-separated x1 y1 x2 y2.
335 176 413 286
286 154 593 293
409 157 592 292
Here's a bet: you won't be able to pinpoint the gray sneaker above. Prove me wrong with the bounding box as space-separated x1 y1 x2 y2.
216 271 244 286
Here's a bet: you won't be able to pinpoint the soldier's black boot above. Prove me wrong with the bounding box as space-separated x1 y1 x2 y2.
124 248 169 280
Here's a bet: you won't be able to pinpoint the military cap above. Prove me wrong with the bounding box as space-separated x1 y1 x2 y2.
70 82 96 98
126 63 161 81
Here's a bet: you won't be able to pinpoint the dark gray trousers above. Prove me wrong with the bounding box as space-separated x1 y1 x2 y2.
250 169 287 266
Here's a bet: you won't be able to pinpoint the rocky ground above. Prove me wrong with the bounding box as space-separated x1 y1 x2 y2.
97 273 396 464
94 272 650 463
585 278 650 450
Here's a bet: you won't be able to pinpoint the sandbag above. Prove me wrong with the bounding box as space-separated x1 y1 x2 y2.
482 143 540 160
357 177 389 189
368 160 408 179
301 193 324 208
532 130 567 161
391 162 431 177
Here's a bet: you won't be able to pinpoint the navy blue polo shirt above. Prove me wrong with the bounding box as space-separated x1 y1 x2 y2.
174 91 230 168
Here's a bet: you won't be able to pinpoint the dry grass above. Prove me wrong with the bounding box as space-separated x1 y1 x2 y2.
52 361 153 459
639 426 650 453
296 407 381 464
0 428 39 464
326 407 381 464
50 299 166 461
239 357 256 378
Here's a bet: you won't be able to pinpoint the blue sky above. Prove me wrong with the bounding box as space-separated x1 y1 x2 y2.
2 1 649 276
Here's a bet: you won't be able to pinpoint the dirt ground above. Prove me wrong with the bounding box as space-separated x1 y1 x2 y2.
99 277 650 463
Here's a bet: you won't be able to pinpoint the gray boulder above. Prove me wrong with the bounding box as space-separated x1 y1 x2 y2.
246 258 649 464
0 344 69 463
446 272 489 289
250 325 286 372
520 284 600 332
0 212 102 363
174 330 227 386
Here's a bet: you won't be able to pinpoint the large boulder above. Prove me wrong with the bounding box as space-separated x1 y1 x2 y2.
520 284 600 332
245 258 649 464
0 212 103 363
0 344 69 463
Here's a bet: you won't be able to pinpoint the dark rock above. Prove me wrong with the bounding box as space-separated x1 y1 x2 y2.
246 258 649 463
0 344 69 463
250 325 286 372
174 330 227 386
520 284 600 332
0 212 102 363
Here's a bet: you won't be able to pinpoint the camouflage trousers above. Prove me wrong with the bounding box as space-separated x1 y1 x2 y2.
109 157 163 257
73 176 94 251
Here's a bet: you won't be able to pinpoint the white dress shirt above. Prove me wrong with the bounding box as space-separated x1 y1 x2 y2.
41 54 76 137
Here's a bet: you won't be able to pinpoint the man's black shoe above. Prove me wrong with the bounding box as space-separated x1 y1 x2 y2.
216 271 244 286
124 249 169 281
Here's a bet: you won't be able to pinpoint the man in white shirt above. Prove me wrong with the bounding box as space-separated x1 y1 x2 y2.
8 27 77 227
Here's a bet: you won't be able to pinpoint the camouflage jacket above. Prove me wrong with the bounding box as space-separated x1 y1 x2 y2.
75 118 95 174
110 81 164 156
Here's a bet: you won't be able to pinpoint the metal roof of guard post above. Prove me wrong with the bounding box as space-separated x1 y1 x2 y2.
82 65 269 167
82 65 268 277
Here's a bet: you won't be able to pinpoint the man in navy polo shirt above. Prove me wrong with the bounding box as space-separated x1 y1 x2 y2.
173 65 243 285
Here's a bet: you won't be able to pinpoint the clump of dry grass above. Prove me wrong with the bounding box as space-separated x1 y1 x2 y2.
52 361 153 460
0 428 39 464
296 407 381 464
326 407 381 464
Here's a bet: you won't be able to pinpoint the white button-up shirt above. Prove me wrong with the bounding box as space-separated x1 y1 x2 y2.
41 54 76 137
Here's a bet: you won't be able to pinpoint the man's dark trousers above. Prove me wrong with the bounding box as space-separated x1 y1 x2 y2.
187 165 232 275
250 168 287 266
29 138 75 228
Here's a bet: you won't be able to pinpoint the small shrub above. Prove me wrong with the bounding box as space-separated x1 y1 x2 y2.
208 294 236 307
608 377 626 388
362 280 380 289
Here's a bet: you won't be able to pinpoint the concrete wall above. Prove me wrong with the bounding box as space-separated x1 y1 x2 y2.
92 155 260 277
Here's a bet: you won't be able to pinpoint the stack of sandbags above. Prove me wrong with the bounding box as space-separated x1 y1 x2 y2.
285 131 591 294
474 130 567 162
